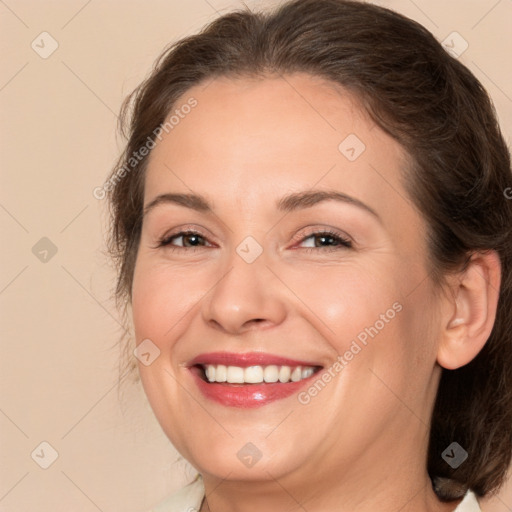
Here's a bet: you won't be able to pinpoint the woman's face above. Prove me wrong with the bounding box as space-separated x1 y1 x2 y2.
132 74 444 489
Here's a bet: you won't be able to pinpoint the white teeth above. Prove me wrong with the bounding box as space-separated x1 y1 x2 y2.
226 366 244 383
215 364 227 383
290 367 302 382
278 365 291 383
202 364 317 384
263 365 279 383
301 367 314 379
244 366 263 383
205 365 215 382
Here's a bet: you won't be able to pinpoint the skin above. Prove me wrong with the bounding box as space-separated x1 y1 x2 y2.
131 74 501 512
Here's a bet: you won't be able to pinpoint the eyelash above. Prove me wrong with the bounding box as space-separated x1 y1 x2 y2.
155 228 353 253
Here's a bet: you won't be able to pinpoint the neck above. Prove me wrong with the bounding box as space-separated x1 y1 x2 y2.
200 473 463 512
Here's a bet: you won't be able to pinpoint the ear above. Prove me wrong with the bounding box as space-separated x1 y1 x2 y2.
437 250 501 370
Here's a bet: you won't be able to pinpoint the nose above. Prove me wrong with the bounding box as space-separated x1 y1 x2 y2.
201 247 287 335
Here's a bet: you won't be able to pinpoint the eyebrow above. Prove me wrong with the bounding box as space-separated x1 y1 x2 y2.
143 190 381 222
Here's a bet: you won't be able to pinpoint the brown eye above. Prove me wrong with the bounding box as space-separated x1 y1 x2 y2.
158 230 211 250
295 229 353 252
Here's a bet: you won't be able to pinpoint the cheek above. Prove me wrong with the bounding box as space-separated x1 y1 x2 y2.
280 261 405 349
131 260 202 347
130 261 197 444
290 260 437 388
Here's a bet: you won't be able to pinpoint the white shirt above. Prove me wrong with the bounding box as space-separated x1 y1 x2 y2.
148 475 482 511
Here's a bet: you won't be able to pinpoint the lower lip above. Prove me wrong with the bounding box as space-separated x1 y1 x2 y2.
190 368 319 408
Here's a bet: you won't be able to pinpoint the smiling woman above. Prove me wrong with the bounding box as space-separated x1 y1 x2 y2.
104 1 512 511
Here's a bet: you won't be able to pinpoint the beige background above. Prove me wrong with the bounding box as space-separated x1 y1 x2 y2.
0 0 511 510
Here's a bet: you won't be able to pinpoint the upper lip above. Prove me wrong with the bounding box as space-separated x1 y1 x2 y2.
188 351 323 368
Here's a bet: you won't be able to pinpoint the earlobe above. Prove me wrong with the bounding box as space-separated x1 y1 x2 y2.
437 250 501 370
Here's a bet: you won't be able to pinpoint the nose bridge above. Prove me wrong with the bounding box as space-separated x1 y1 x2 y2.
201 236 286 333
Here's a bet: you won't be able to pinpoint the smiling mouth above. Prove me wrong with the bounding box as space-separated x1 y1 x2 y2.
189 354 324 408
195 364 322 384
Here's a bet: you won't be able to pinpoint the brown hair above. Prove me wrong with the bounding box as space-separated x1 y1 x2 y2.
105 0 512 501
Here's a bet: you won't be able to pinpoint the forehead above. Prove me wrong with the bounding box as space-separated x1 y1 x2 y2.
143 74 421 235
